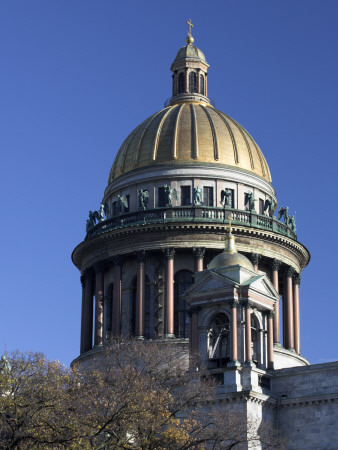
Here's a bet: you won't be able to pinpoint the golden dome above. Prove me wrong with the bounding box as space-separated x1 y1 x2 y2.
208 251 254 271
108 103 272 183
173 44 206 63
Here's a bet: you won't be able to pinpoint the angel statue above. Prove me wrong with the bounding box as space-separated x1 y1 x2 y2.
116 195 129 215
289 214 296 232
86 210 100 232
278 206 289 225
193 187 203 205
138 189 149 210
245 192 256 211
221 188 232 207
263 198 276 218
164 185 177 206
99 203 105 222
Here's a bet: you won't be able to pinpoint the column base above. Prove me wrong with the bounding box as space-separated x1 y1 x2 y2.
227 360 241 367
135 336 144 340
164 334 175 338
273 342 283 348
244 361 256 367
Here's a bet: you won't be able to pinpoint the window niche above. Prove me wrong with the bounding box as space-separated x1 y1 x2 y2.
181 186 191 206
203 186 214 206
189 72 197 93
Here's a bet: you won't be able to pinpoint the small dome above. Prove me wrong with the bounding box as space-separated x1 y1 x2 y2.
208 230 254 271
208 251 254 271
108 104 271 183
174 44 206 63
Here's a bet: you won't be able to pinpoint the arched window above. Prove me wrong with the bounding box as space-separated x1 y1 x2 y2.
174 270 193 338
178 72 185 94
189 72 197 93
251 314 260 366
200 74 205 95
130 275 151 338
208 313 230 367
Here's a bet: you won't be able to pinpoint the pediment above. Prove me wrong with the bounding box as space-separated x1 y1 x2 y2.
242 275 279 299
184 271 236 297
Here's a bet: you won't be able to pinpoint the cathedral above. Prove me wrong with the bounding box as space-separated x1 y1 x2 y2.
72 23 338 448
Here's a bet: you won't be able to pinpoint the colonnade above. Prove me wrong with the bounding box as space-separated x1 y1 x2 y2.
79 251 301 360
80 247 205 354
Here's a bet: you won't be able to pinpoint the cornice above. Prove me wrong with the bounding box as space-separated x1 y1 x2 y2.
72 223 310 271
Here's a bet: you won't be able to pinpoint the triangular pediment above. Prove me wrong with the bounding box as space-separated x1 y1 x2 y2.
244 275 278 299
184 271 237 297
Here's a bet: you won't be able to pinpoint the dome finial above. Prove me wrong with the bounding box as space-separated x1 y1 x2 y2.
186 19 194 45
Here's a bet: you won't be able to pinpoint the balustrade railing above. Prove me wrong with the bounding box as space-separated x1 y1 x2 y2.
85 206 297 240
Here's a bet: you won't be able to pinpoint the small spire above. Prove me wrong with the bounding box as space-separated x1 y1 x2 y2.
186 19 194 45
224 215 237 254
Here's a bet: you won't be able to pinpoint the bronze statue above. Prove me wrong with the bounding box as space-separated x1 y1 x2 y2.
221 188 232 207
138 189 149 210
193 187 203 205
278 206 289 225
264 198 276 218
116 195 129 215
0 355 11 374
164 185 177 206
245 192 255 211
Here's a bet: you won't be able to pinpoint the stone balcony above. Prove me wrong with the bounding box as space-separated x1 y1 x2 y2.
85 206 297 241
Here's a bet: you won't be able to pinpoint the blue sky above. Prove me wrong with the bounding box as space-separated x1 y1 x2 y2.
1 0 338 367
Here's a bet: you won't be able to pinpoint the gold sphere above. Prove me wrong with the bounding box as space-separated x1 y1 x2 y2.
186 35 194 45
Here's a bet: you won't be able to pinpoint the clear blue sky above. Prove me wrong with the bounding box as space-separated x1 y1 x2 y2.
1 0 337 367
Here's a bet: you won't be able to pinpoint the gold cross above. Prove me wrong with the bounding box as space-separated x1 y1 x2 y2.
228 215 232 233
186 19 194 36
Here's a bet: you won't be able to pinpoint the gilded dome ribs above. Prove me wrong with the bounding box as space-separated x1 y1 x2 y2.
135 109 167 166
231 117 255 170
244 128 271 182
202 106 219 161
190 104 198 159
172 104 184 159
152 106 176 162
214 109 239 164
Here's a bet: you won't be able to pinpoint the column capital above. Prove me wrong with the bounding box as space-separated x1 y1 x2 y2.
163 247 175 258
189 305 201 316
93 261 106 273
111 255 123 267
243 300 254 310
83 267 94 280
80 274 86 287
285 266 295 278
293 273 301 285
267 310 275 319
270 259 282 271
193 247 205 258
251 253 261 266
136 250 146 262
230 300 240 308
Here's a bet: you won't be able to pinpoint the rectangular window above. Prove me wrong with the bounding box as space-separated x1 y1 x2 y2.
203 187 214 206
181 186 191 206
259 199 264 215
158 187 165 207
112 201 117 216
